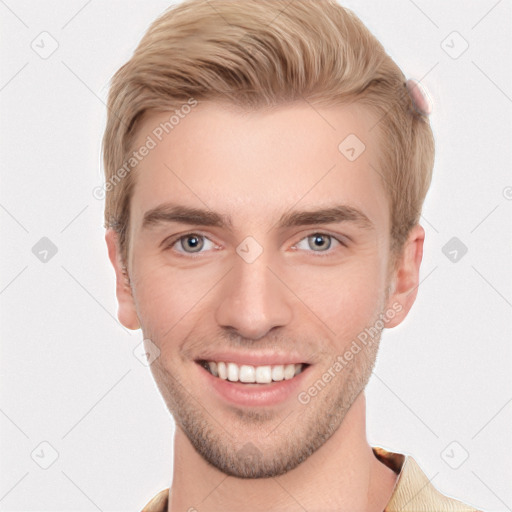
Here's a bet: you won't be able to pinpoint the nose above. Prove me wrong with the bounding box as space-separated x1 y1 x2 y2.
214 253 293 340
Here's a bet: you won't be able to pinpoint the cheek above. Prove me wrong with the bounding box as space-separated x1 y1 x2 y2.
282 259 384 340
129 256 225 337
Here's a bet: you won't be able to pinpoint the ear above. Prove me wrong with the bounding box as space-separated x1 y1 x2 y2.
384 224 425 329
105 229 140 330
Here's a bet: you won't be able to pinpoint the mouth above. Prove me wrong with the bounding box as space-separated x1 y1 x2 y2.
196 360 310 384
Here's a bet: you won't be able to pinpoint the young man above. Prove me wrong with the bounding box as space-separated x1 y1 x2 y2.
102 1 480 510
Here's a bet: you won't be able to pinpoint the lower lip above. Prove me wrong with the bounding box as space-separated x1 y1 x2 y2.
197 363 310 407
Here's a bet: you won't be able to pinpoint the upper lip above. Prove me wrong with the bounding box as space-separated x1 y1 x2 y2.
195 351 311 366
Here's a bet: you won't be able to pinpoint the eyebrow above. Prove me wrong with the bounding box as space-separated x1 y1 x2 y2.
142 203 374 231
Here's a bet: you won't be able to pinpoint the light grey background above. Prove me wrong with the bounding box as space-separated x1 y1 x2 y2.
1 1 511 510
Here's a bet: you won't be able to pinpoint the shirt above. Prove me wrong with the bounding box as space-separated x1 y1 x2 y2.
141 446 481 511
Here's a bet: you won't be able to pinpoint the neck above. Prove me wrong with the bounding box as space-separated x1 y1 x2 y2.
167 393 397 512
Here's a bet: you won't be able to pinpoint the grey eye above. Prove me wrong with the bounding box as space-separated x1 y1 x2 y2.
179 234 204 253
307 234 332 251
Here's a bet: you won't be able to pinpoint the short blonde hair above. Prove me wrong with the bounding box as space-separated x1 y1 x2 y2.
102 0 435 267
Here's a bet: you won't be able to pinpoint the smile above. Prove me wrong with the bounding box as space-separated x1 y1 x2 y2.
198 360 308 384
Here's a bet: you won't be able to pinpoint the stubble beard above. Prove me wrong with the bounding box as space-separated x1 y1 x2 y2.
147 317 383 479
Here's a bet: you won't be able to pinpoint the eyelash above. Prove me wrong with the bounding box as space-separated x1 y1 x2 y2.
163 231 347 258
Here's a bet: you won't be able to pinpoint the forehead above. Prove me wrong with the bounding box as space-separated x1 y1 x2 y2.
129 100 388 234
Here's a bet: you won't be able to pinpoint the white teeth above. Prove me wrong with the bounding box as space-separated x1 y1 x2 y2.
217 361 227 380
239 365 256 383
284 364 295 380
227 362 239 381
203 361 305 383
255 365 272 384
271 365 284 381
208 361 218 377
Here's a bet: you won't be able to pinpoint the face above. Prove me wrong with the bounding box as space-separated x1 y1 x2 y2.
107 100 422 478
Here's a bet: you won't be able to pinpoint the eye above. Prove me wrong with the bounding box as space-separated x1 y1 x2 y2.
165 232 345 257
294 233 343 253
171 233 216 254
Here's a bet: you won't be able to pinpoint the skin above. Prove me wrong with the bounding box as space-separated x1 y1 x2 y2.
106 100 424 511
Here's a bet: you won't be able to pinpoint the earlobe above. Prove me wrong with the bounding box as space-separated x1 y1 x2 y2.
384 224 425 329
105 229 140 330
